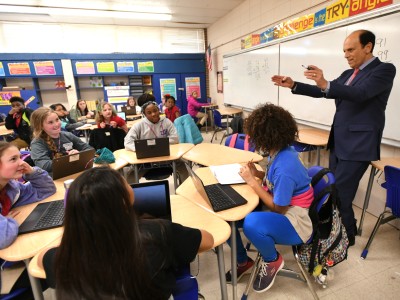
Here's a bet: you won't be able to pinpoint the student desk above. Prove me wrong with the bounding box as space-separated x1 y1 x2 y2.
182 142 263 166
114 143 194 191
216 107 243 137
0 125 13 136
176 167 260 300
297 128 329 166
202 103 218 133
76 118 141 142
357 157 400 236
27 195 231 300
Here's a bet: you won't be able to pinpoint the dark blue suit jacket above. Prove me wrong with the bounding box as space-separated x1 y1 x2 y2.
293 58 396 161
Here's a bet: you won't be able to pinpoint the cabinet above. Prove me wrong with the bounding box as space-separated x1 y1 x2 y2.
128 75 152 98
75 76 104 101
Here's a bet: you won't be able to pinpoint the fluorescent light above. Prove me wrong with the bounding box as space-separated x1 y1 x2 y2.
0 5 172 21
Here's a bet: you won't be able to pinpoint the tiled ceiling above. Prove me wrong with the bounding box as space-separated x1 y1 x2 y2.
0 0 246 28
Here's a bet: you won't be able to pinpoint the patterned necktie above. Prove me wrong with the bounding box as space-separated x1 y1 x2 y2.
346 68 359 85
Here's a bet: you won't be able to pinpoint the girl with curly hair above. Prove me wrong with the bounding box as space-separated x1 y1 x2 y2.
225 103 313 293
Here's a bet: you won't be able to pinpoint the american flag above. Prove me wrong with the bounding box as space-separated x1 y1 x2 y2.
206 44 212 71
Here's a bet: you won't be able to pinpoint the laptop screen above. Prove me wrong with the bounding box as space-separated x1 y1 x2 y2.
185 163 211 202
117 111 126 120
130 180 171 220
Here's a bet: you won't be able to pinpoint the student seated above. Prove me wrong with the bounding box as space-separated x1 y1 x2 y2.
187 91 208 130
96 102 128 133
0 141 56 249
49 103 85 132
69 99 96 122
121 96 141 115
37 167 213 300
5 96 33 149
124 100 188 181
226 103 313 293
164 95 181 123
29 107 93 173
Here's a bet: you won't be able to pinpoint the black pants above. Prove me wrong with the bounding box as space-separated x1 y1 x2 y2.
329 149 370 237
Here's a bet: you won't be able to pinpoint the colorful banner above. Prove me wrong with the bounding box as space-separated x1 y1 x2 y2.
251 34 260 46
349 0 393 16
244 35 252 49
0 91 21 105
117 61 134 73
0 62 5 76
160 78 177 99
285 14 315 35
326 0 350 24
75 61 95 75
33 61 56 75
96 62 115 73
137 61 154 73
314 8 327 27
185 77 201 99
260 28 274 44
8 62 31 75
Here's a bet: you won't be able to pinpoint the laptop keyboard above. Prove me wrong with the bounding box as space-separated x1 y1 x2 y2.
205 184 237 211
33 200 64 230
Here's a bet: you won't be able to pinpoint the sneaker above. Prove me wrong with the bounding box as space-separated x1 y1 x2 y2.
253 253 284 293
225 257 254 283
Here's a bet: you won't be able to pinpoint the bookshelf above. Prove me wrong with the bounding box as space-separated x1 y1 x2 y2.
129 75 152 98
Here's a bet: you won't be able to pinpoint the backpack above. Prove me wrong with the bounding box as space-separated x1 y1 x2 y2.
298 168 349 285
229 116 243 134
227 133 254 151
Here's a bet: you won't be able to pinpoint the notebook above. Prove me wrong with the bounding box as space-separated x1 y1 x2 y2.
52 148 96 180
130 180 171 220
185 163 248 212
121 106 137 116
18 199 64 235
134 138 170 159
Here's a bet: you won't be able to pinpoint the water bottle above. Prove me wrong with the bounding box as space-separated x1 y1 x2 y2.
63 179 74 207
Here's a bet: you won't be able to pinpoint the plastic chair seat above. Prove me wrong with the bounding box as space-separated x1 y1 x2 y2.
210 110 229 144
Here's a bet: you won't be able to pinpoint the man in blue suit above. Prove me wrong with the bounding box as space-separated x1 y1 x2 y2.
271 30 396 246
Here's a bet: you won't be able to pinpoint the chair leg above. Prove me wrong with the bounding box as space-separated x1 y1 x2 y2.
241 252 262 300
293 249 319 300
361 210 396 259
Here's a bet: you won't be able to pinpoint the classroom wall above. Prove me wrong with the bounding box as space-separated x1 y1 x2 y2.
207 0 400 226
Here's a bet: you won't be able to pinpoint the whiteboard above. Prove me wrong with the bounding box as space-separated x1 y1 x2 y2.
223 44 279 109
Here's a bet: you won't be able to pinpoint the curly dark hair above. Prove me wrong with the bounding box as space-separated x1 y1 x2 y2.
244 103 298 153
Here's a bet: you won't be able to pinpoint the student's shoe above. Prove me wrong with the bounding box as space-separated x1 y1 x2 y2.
253 253 284 293
225 257 254 283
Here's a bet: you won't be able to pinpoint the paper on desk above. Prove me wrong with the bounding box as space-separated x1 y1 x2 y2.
210 163 245 185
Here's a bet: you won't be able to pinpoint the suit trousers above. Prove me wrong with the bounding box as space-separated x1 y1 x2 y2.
329 149 370 237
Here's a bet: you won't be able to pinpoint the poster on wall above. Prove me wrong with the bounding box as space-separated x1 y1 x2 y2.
76 62 95 74
0 62 5 76
0 91 21 105
117 61 134 73
8 62 31 75
217 71 223 93
96 62 115 73
137 61 154 73
185 77 201 99
33 61 56 75
160 78 177 99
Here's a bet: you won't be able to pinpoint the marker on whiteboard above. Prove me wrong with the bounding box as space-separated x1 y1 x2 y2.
302 65 313 70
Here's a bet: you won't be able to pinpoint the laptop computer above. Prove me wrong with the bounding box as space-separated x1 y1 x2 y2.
134 138 170 159
117 111 126 121
52 148 96 180
121 106 137 116
18 199 64 235
130 180 171 220
185 163 248 212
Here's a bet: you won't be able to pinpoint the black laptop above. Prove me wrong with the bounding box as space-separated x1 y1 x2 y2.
134 138 170 159
52 149 96 180
185 163 247 212
130 180 171 220
121 106 137 116
18 200 64 235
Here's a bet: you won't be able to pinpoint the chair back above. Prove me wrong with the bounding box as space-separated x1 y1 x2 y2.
383 166 400 218
308 166 335 212
225 133 255 152
213 110 223 128
172 265 199 300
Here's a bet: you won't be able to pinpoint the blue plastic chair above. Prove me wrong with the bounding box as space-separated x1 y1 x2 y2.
210 110 229 144
172 265 201 300
241 166 335 300
361 165 400 259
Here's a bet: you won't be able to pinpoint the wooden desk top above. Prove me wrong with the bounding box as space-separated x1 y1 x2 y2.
298 128 329 147
28 194 231 279
371 157 400 171
176 167 260 221
182 143 263 166
114 143 194 164
0 125 13 136
216 107 243 116
93 157 129 170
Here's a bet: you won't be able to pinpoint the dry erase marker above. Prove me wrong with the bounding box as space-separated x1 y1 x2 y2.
302 65 313 70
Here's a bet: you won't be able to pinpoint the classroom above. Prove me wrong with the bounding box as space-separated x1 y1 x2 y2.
1 0 400 299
